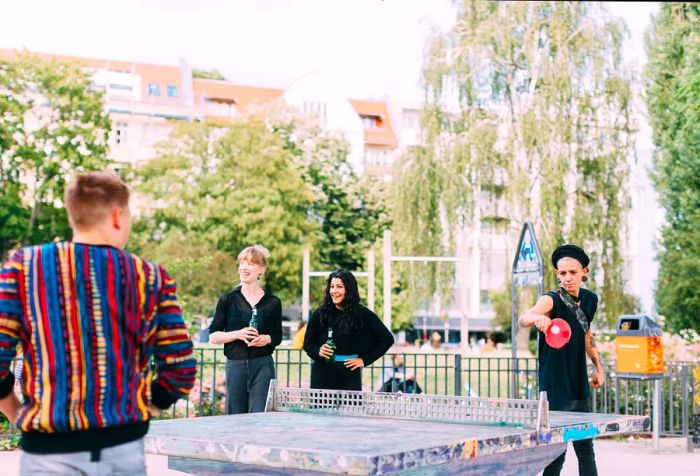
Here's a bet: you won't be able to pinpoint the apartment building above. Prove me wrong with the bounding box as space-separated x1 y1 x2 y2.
0 48 399 177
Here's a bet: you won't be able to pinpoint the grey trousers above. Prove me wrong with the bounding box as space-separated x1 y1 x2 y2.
19 438 146 476
225 355 275 414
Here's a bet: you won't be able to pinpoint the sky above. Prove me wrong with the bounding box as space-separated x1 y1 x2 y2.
0 0 455 100
1 0 662 312
0 1 659 101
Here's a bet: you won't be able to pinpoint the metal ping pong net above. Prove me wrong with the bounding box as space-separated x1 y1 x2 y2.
265 380 550 434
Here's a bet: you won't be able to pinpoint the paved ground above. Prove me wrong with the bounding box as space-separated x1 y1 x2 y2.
0 436 697 474
558 436 698 475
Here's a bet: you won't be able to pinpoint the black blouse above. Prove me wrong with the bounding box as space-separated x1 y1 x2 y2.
209 286 283 360
303 305 394 366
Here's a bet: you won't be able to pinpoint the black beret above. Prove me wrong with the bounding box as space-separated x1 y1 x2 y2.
551 244 590 269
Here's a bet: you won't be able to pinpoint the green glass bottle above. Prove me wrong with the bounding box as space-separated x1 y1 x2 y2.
248 307 258 342
325 327 336 363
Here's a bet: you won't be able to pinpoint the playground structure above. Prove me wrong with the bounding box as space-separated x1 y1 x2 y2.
301 229 469 346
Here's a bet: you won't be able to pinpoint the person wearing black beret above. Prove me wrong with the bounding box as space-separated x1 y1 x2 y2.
517 244 604 476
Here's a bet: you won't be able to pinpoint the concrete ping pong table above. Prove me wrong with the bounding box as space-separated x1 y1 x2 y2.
145 381 649 475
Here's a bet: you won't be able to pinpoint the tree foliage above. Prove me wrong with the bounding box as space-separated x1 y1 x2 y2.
645 2 700 333
392 1 637 326
131 116 389 320
130 120 316 314
0 52 111 258
271 115 390 271
192 68 227 81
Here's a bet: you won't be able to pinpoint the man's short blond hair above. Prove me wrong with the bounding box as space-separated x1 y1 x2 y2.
65 172 130 230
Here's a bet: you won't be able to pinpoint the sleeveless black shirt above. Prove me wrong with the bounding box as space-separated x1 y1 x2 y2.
537 287 598 410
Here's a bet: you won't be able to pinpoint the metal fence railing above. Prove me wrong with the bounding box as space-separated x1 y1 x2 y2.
174 349 460 418
461 357 539 399
2 350 697 444
591 361 697 438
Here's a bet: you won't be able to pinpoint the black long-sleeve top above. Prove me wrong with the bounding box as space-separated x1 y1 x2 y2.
209 286 283 360
303 305 394 366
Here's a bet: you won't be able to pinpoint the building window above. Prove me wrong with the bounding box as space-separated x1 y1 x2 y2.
364 148 390 166
167 85 178 97
109 84 133 91
480 290 492 311
361 115 377 130
403 114 418 129
148 83 160 96
114 122 127 145
302 101 327 127
204 98 234 117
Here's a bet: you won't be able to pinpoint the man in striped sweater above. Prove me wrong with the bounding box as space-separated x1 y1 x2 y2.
0 172 196 475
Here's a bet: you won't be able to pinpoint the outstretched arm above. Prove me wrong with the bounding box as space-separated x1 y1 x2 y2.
586 329 605 388
518 295 554 333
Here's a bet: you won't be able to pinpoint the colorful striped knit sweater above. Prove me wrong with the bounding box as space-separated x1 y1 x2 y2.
0 242 196 453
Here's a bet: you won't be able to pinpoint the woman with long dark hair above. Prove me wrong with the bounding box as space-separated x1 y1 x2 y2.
303 269 394 390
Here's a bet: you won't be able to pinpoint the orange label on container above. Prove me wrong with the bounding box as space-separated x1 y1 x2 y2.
616 336 664 375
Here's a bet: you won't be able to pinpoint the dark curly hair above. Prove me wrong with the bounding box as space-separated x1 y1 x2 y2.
319 269 363 334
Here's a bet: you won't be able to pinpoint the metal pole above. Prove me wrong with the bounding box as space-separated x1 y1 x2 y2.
681 364 688 439
459 230 470 352
454 354 462 396
367 248 375 312
653 378 661 451
382 230 392 330
469 213 480 349
302 249 310 322
511 284 518 399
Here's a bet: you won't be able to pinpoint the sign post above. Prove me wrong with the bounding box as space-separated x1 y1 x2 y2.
511 222 545 399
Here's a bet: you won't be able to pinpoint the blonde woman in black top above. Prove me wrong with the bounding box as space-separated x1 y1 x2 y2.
303 269 394 391
209 245 282 413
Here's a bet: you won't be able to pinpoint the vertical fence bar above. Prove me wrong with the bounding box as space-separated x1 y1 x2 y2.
660 377 665 432
653 378 661 450
432 354 437 394
454 354 462 396
443 354 448 395
592 385 597 413
478 358 482 397
197 349 204 416
646 379 652 425
496 358 501 397
487 358 492 398
210 350 216 407
669 369 675 434
682 364 689 437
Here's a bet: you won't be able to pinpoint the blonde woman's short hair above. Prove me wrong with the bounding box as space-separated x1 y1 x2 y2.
237 244 270 268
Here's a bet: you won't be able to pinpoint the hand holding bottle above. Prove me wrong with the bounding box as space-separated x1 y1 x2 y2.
235 327 258 342
322 328 337 362
319 343 335 359
247 334 271 347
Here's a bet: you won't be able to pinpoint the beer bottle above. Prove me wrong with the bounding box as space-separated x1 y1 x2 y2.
248 307 258 342
325 327 336 363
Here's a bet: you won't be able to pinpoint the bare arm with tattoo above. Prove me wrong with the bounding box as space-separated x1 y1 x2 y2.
585 329 605 388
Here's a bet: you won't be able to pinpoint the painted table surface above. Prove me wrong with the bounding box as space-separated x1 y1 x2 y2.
145 411 649 475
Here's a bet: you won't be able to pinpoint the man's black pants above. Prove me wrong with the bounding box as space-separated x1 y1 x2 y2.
543 400 598 476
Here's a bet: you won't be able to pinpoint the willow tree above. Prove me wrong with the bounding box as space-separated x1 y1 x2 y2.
392 1 637 327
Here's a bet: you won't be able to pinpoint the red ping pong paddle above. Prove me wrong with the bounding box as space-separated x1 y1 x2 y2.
545 318 571 349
